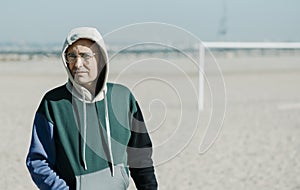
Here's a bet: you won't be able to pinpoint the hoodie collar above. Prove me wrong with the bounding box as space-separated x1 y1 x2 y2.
66 81 107 102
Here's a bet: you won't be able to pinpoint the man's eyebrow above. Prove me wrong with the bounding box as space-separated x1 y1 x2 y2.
66 51 93 54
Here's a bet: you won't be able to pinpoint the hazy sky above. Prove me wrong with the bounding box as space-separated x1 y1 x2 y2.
1 0 299 44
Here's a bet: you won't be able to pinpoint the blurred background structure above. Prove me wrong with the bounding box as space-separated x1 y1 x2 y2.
1 0 300 189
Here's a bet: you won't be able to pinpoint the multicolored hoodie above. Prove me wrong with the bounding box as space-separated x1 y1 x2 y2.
26 27 158 190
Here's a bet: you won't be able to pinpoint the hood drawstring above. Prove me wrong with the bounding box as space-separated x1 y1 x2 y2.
104 90 114 177
80 87 114 176
82 87 88 170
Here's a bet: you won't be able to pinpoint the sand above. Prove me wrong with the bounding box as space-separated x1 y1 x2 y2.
0 52 300 189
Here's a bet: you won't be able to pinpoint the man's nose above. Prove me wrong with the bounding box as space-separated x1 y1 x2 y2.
74 57 84 68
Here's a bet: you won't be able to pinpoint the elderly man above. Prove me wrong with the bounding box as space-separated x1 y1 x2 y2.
26 27 158 190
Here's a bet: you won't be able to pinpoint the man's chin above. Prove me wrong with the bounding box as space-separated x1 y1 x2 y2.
74 79 88 86
74 79 95 89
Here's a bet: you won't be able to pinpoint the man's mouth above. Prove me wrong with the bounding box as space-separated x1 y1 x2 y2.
74 70 88 74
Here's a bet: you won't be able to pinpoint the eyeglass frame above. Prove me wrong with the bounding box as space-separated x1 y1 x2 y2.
65 52 98 64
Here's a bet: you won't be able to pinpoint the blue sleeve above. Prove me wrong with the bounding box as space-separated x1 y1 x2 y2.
26 113 69 190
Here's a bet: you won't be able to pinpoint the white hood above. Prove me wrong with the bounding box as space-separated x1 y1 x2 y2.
61 27 109 102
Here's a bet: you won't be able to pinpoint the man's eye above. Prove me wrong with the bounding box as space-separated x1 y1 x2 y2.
67 54 77 59
81 53 92 59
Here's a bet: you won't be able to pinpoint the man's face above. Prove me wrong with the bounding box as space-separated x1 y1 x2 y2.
66 39 101 90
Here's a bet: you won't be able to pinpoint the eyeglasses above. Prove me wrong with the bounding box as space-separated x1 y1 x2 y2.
65 52 96 64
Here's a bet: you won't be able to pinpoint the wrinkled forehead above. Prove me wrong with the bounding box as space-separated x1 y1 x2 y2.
66 38 99 53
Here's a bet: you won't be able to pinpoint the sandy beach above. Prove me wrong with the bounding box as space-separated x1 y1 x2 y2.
1 52 300 189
